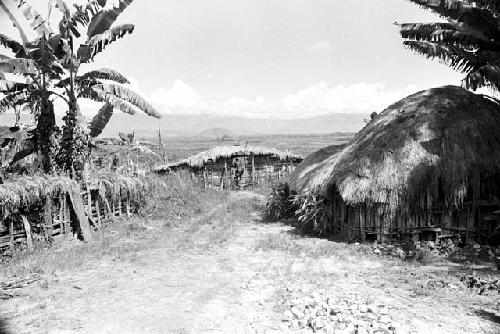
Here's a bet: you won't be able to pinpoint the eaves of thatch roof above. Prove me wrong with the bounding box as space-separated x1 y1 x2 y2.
155 145 303 172
290 85 500 212
0 175 77 215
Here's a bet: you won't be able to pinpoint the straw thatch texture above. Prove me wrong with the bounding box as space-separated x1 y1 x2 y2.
88 172 148 205
290 85 500 214
155 145 303 172
0 175 76 215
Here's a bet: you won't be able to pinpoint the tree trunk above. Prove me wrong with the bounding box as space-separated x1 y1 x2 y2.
36 100 56 173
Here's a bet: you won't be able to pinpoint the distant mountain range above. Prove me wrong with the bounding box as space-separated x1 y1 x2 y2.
102 112 368 138
0 112 368 138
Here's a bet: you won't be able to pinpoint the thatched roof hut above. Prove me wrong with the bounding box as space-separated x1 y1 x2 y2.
289 86 500 241
155 145 303 172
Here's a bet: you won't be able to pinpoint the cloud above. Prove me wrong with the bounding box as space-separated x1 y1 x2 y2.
147 80 419 119
149 80 202 110
280 82 418 116
304 40 336 54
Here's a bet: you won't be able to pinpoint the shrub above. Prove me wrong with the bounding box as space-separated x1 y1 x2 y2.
291 192 329 235
264 182 294 221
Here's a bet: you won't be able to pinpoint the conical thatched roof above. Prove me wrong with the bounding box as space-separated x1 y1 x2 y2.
289 85 500 213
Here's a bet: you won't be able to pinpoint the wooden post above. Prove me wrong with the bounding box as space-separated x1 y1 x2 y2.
58 196 64 234
95 196 102 229
68 183 93 241
224 161 228 190
63 196 71 236
103 197 112 220
465 206 469 243
21 215 33 251
252 155 255 188
340 202 346 239
117 197 122 217
86 186 92 221
9 220 14 251
126 199 131 217
359 207 366 242
375 212 381 242
44 196 53 239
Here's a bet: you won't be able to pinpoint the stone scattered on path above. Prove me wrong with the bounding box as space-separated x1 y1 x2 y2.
280 289 413 334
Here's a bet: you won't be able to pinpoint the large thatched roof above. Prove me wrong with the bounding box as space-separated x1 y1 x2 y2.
289 85 500 212
155 145 303 172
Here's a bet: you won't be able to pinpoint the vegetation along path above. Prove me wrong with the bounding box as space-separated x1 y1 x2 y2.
1 191 499 334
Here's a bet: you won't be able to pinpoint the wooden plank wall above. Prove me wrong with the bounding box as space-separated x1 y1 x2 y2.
0 187 134 253
327 192 499 243
201 156 297 190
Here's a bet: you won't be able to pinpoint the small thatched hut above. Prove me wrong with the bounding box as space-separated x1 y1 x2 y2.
289 86 500 243
155 145 303 189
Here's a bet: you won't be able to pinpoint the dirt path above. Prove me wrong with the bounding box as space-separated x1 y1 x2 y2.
2 191 500 334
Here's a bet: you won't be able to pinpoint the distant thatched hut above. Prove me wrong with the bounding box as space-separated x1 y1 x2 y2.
289 86 500 243
155 145 303 189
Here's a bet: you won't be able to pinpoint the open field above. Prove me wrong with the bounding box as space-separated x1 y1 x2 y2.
157 133 353 161
1 184 499 334
94 132 353 169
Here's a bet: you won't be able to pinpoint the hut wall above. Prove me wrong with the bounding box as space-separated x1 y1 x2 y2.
191 154 299 190
324 180 500 243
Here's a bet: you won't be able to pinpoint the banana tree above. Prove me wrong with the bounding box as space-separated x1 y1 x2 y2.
397 0 500 91
52 0 160 177
3 0 160 177
0 0 65 172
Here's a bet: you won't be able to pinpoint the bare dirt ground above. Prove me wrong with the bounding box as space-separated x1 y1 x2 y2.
2 191 500 334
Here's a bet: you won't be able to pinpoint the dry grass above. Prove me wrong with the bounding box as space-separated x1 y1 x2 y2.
255 231 377 261
0 172 229 279
0 175 77 215
0 175 267 280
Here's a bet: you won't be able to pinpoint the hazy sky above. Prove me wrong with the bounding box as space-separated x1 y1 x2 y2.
1 0 465 118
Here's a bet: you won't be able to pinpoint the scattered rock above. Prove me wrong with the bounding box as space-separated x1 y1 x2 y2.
378 306 389 315
281 290 405 333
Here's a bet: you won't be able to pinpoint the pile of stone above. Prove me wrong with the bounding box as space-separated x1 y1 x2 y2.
281 290 411 333
371 243 408 259
371 239 500 263
459 272 500 295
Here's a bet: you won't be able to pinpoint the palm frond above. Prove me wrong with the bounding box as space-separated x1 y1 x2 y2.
59 0 102 38
88 102 114 137
403 40 477 72
407 0 499 40
80 87 138 115
463 0 500 12
0 79 29 92
463 61 500 90
18 0 54 37
52 0 71 17
0 91 31 113
87 0 134 38
77 23 135 63
0 34 26 58
79 68 130 84
91 83 160 118
399 22 495 49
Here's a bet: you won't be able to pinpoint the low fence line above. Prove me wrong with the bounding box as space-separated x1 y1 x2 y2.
0 183 138 253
